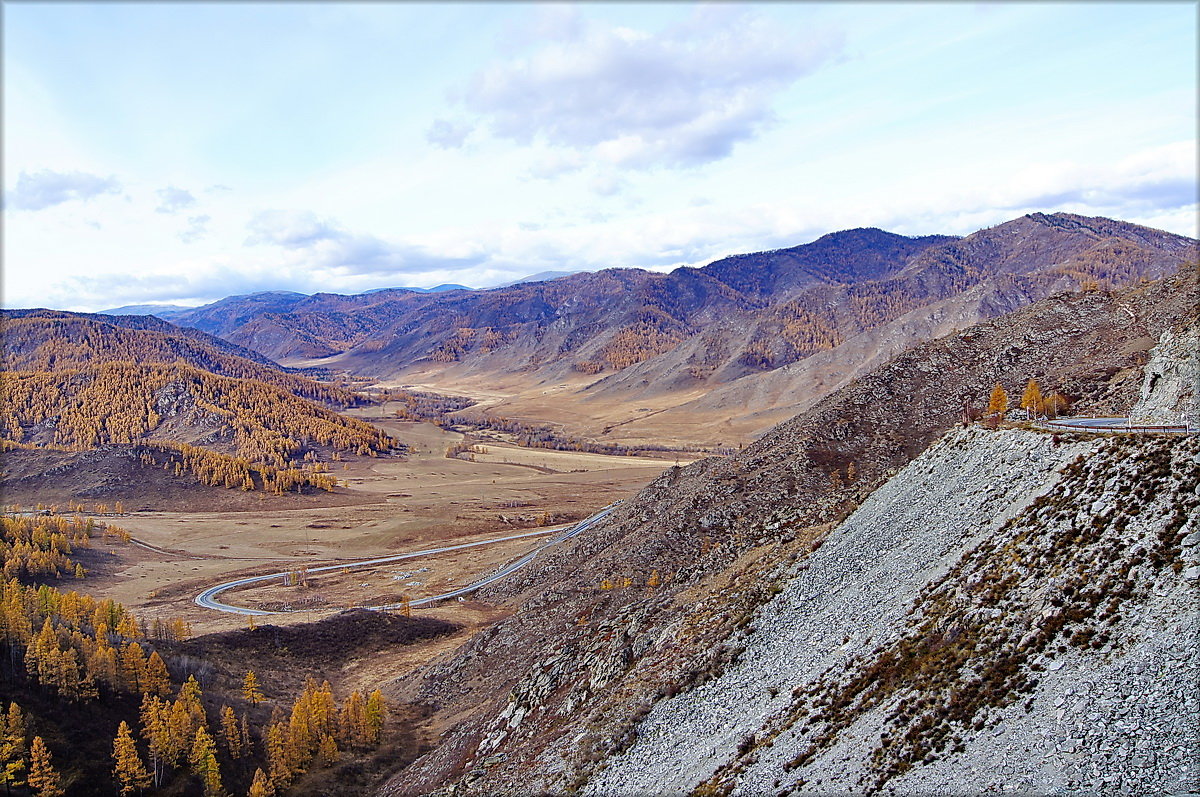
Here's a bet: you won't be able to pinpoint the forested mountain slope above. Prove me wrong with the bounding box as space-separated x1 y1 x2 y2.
1 310 352 403
0 311 399 503
376 267 1197 795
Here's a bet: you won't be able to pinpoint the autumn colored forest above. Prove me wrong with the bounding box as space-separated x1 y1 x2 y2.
0 508 402 796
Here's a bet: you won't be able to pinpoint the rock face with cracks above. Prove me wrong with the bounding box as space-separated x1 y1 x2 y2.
1130 322 1199 425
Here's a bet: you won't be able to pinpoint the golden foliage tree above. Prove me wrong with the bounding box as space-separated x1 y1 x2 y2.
219 705 242 760
265 721 292 793
986 383 1009 420
364 690 387 745
27 736 63 797
140 695 172 787
1021 379 1044 418
247 768 270 797
188 726 223 797
0 702 26 791
242 670 265 704
317 733 340 768
1047 391 1070 418
338 690 368 750
112 720 151 795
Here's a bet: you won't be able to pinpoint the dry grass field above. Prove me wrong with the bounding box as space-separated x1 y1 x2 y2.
79 416 687 639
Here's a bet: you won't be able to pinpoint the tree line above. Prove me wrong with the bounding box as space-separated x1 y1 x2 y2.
0 539 391 795
1 511 105 582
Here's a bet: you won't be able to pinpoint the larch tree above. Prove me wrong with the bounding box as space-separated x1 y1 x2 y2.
27 737 63 797
986 383 1009 421
188 727 223 797
0 704 25 792
112 720 151 795
139 694 171 787
242 670 265 704
239 712 253 759
265 722 292 792
364 690 387 745
247 768 270 797
1045 391 1071 419
339 691 367 749
317 733 339 767
219 706 242 760
143 651 173 698
1021 379 1044 418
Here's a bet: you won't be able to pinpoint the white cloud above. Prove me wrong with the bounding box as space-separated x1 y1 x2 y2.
454 10 844 171
245 209 343 249
155 185 197 214
589 172 626 197
178 214 210 243
426 118 473 149
528 150 586 179
244 209 486 277
966 140 1198 229
5 169 122 211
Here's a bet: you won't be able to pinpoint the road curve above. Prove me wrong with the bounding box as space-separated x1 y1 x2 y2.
194 503 620 616
372 502 618 610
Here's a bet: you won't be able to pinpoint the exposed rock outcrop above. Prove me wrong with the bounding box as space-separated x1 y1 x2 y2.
1130 323 1199 424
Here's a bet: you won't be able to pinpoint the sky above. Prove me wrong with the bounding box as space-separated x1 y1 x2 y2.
3 1 1196 312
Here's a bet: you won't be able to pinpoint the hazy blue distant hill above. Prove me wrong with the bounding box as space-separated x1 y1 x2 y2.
495 271 581 288
99 303 191 319
363 284 472 294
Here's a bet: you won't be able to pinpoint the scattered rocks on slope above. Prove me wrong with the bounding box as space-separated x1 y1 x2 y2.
589 428 1199 797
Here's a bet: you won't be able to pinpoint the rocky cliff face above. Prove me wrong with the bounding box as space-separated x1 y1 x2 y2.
586 428 1199 795
1130 323 1199 425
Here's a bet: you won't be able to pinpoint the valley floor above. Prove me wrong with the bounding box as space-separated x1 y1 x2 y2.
83 419 683 640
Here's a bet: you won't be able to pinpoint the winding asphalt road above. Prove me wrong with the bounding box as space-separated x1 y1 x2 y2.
1040 417 1194 434
194 502 619 616
373 501 617 611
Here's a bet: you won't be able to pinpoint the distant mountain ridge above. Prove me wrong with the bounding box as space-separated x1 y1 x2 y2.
4 309 307 385
99 303 192 319
495 270 581 287
98 284 476 320
362 283 472 294
159 213 1196 446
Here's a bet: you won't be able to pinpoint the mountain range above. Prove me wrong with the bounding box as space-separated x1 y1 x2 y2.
147 212 1195 447
2 210 1197 794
